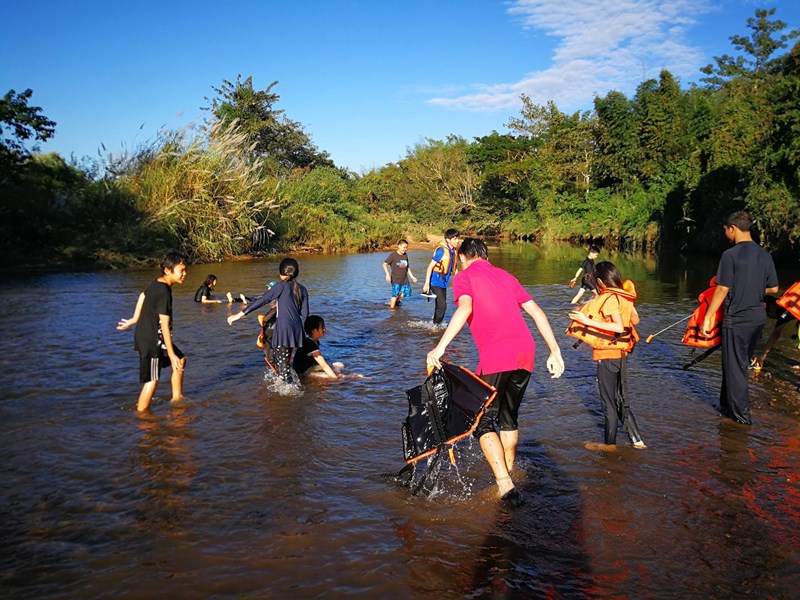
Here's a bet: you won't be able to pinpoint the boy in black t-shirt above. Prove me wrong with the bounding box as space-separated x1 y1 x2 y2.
702 211 779 424
569 245 600 304
292 315 338 379
117 252 188 411
383 239 418 309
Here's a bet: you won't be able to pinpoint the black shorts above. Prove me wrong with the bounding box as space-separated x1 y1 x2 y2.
473 369 532 438
139 345 185 383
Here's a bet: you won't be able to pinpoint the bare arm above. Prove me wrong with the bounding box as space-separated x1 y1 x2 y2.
313 352 339 379
423 259 437 293
701 284 729 336
117 292 145 330
159 314 183 372
571 267 584 282
568 309 625 333
383 262 391 282
766 285 779 295
755 321 790 367
200 294 222 304
522 300 564 378
426 295 473 368
407 267 418 283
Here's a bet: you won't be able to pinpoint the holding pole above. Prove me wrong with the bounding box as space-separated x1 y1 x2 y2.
645 314 691 343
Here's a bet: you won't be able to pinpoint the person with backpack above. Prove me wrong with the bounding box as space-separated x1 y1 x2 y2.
228 258 309 383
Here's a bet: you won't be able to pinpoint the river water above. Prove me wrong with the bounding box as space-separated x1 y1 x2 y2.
1 242 799 599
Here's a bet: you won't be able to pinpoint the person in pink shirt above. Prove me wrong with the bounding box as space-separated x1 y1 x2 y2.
427 238 565 506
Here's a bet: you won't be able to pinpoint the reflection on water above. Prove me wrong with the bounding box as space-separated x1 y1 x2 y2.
1 242 799 598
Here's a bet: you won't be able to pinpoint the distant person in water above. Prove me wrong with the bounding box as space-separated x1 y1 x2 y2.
292 315 339 379
422 229 461 326
117 252 188 412
194 274 249 305
228 258 309 383
569 245 600 304
383 239 418 309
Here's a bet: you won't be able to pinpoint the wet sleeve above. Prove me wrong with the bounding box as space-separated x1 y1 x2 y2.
243 286 279 316
452 271 470 306
716 252 734 288
153 284 170 316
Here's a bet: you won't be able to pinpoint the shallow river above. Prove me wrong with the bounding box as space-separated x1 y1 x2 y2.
2 242 799 599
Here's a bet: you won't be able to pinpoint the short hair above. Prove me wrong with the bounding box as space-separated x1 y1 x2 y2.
398 239 408 245
724 210 753 232
444 228 460 240
304 315 325 335
457 237 489 260
589 245 600 254
160 252 187 273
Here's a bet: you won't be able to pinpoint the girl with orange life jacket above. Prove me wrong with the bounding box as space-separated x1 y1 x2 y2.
567 261 645 451
682 277 724 348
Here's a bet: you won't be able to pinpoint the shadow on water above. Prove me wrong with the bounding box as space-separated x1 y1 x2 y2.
465 441 593 599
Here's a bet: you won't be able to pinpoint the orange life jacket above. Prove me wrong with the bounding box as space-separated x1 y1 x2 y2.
566 281 639 353
432 241 456 277
776 281 800 321
682 277 723 348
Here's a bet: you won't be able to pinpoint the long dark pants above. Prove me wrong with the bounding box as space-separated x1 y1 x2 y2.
272 346 294 383
720 324 764 424
432 285 447 324
597 356 643 445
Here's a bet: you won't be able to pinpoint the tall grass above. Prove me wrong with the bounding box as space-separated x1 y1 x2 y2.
118 120 280 262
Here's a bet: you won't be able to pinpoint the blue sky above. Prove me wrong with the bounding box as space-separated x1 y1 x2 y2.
2 0 799 174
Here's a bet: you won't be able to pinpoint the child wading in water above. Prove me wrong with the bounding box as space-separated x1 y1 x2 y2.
227 258 308 383
567 261 645 451
383 239 418 309
117 252 188 412
569 245 600 304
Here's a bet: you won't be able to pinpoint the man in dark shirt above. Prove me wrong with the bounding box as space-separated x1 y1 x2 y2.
117 252 188 411
702 210 779 424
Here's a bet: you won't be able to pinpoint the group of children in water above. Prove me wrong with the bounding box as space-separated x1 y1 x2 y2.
118 215 797 504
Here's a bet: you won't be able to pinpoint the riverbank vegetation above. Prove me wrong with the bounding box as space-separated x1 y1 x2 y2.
1 9 798 269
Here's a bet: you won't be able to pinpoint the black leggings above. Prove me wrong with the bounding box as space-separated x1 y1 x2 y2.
597 356 642 445
272 346 294 383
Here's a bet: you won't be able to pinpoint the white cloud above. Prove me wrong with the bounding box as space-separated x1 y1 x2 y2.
427 0 713 113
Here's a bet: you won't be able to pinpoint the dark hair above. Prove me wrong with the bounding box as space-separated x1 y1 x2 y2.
457 237 489 260
444 228 460 240
593 261 623 289
724 210 753 232
160 252 187 273
304 315 325 335
398 239 408 245
203 274 217 287
589 245 600 254
279 258 303 309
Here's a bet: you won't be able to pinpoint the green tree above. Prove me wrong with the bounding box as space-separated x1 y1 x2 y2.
0 88 56 173
205 75 333 172
701 8 799 88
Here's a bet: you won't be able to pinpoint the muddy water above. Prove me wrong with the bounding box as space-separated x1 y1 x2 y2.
1 243 799 598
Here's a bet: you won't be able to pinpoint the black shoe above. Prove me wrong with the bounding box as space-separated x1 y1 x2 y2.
500 488 526 508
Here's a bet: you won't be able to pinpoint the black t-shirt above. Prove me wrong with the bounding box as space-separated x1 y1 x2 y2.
194 283 212 302
385 252 411 285
292 336 320 374
580 258 596 290
716 241 778 328
134 280 173 357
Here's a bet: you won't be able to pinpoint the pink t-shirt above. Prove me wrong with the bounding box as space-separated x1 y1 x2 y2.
453 259 535 375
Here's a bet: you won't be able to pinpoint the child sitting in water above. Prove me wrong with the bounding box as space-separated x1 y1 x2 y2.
194 274 249 305
292 315 339 379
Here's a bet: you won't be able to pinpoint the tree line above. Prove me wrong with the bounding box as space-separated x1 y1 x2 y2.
1 8 798 269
